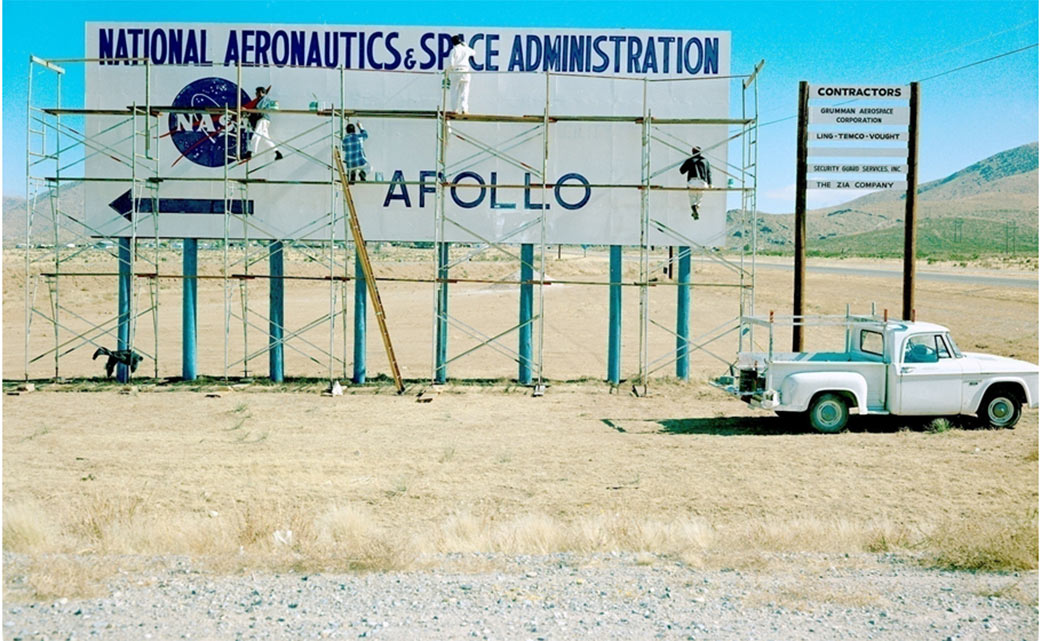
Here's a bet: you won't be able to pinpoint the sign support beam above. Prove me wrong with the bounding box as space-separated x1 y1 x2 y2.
353 250 367 384
182 238 197 380
518 243 534 385
793 80 809 352
607 245 622 385
268 240 285 383
676 246 691 380
902 82 920 321
116 237 132 383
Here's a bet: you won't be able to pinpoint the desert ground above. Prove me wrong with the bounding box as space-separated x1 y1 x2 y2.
2 247 1038 638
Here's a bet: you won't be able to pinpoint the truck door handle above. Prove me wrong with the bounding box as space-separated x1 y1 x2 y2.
900 366 913 373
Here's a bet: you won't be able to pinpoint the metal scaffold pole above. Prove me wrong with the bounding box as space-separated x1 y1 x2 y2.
637 79 650 395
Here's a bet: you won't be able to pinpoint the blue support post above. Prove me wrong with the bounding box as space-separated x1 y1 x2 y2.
268 240 284 382
518 243 534 384
607 245 622 384
182 238 198 381
676 246 691 380
352 248 367 384
116 237 132 383
435 242 449 383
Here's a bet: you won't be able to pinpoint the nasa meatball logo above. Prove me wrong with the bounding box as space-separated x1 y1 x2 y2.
167 77 251 168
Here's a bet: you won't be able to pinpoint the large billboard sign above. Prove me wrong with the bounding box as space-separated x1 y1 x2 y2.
85 24 731 245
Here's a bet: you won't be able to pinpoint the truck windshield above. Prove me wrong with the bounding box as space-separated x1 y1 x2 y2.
945 333 963 358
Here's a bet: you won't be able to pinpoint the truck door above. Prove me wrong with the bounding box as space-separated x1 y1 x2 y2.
893 333 963 415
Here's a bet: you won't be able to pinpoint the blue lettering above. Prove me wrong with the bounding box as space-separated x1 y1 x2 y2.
592 36 609 72
168 29 183 65
383 170 412 207
271 30 289 66
555 173 591 210
367 31 384 70
150 29 167 64
223 31 240 66
325 31 340 68
525 35 541 72
451 171 486 208
485 34 499 71
524 173 548 210
609 36 625 73
99 28 114 64
419 170 438 207
184 30 201 65
290 31 306 66
352 32 362 69
419 32 437 70
115 30 129 64
437 33 454 70
656 36 672 75
684 38 703 74
127 29 143 60
242 30 255 64
508 35 525 72
200 30 211 64
626 37 641 73
641 37 657 74
306 33 322 66
568 35 585 73
704 37 719 74
255 30 271 65
489 172 516 209
384 32 402 70
543 35 561 71
468 34 483 71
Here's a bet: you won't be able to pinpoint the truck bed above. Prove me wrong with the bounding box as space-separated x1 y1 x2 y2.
738 351 887 411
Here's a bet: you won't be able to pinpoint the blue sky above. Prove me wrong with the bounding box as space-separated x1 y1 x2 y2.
3 0 1038 212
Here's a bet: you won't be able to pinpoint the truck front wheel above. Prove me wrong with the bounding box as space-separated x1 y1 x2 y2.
979 389 1022 429
808 393 849 433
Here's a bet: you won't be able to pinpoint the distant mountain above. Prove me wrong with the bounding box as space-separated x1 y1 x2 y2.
3 182 85 247
729 142 1039 256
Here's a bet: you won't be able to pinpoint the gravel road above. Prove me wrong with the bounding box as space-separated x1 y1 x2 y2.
4 553 1037 640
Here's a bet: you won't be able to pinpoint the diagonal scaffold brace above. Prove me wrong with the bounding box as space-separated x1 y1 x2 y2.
333 151 405 394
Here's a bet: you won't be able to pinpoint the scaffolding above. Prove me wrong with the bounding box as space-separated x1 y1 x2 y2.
22 56 763 387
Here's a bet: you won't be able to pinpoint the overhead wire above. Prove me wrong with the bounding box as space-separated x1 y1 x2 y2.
755 38 1039 130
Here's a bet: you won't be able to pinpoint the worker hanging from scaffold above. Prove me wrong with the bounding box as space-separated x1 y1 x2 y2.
679 145 712 220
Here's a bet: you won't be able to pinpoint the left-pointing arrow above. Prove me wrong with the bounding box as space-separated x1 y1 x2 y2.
108 190 254 221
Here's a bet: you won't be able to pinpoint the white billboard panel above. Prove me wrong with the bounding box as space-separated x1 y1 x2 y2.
85 23 731 245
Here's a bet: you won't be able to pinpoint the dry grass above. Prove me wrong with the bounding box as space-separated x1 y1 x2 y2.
925 510 1039 572
3 253 1038 598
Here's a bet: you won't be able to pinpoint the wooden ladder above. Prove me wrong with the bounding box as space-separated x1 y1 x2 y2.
333 152 405 394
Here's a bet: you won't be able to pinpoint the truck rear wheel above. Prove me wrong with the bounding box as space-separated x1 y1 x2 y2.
979 389 1022 429
808 393 849 433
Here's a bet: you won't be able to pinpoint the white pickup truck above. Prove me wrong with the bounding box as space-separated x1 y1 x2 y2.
713 313 1039 433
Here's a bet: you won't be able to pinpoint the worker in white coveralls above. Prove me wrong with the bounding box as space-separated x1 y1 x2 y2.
247 86 284 161
679 145 711 220
447 35 476 113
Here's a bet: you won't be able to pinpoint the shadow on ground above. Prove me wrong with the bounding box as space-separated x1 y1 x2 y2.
651 414 985 436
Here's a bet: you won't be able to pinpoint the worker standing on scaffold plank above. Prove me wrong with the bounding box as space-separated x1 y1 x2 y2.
679 145 711 220
447 35 476 114
341 122 369 183
246 86 284 161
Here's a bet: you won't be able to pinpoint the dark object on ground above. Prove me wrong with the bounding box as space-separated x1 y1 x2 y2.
92 347 142 378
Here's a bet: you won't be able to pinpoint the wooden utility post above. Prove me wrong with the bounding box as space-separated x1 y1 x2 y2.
901 82 920 321
793 80 809 351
